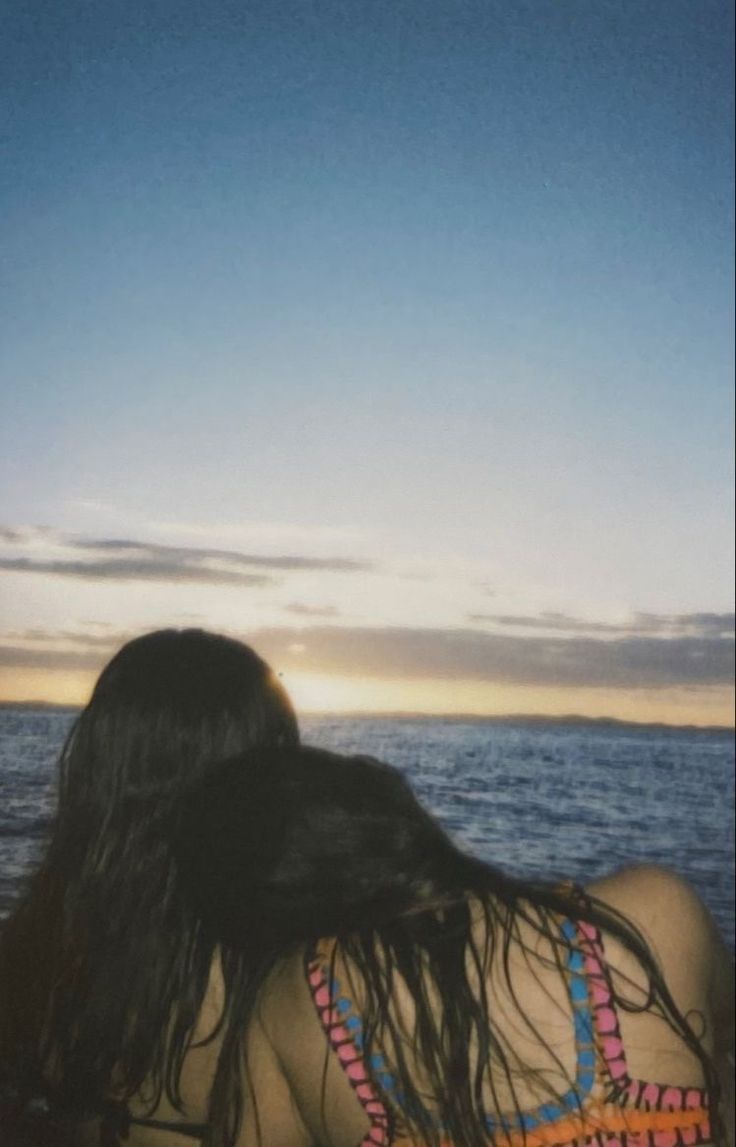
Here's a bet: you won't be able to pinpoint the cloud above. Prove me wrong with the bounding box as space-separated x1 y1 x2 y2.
0 621 732 689
3 628 127 647
0 526 54 544
70 537 370 572
283 602 341 618
0 627 135 670
0 644 112 671
0 527 373 588
0 557 273 586
243 624 735 689
468 610 736 639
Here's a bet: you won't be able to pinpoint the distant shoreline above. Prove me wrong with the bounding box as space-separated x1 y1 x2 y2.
300 712 734 734
0 700 732 735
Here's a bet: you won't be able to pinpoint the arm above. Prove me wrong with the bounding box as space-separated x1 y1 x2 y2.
688 880 734 1147
706 909 735 1147
588 864 734 1144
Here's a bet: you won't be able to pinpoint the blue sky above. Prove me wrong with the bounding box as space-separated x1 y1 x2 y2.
1 1 733 721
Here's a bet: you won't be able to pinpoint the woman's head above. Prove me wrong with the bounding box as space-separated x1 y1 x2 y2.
59 629 299 814
176 746 483 950
0 629 299 1111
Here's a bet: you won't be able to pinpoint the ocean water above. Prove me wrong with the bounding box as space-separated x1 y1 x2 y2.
0 707 733 948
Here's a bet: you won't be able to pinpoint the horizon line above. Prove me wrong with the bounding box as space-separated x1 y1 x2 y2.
1 699 732 734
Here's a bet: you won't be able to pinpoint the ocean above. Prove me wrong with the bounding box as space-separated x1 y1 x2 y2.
0 707 733 947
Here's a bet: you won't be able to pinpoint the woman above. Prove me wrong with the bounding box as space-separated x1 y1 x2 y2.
0 629 299 1146
176 746 734 1147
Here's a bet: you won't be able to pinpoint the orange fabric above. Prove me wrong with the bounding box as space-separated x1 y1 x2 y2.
390 1105 711 1147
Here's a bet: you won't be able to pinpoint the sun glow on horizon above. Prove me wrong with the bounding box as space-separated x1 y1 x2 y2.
284 673 735 727
0 668 97 707
1 667 732 730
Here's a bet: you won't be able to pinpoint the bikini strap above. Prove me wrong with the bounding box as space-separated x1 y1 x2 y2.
572 914 711 1121
99 1100 206 1143
305 940 392 1147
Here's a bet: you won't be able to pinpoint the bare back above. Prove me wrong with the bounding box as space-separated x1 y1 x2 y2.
74 955 227 1147
239 866 732 1147
73 866 733 1147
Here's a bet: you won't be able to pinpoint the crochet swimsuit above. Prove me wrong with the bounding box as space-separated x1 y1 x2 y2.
305 918 713 1147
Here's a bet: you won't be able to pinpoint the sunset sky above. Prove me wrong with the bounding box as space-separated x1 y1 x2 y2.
1 1 734 724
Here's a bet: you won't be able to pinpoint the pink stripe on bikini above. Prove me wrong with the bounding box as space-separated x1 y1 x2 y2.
306 950 391 1147
576 919 630 1085
575 919 710 1122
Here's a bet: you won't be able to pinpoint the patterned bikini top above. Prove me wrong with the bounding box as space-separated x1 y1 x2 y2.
305 917 713 1147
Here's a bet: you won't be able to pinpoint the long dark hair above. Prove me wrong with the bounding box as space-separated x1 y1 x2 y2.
0 629 299 1127
176 746 723 1147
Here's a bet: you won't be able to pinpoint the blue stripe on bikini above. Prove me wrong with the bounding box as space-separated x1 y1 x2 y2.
314 917 594 1133
482 917 595 1133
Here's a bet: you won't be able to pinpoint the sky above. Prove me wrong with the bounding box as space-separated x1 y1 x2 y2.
1 0 734 724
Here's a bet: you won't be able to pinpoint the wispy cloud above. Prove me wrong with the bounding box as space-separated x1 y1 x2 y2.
0 527 374 588
3 628 128 647
0 556 274 586
73 537 371 572
0 627 132 670
0 526 55 544
0 645 114 671
468 611 736 639
283 602 342 618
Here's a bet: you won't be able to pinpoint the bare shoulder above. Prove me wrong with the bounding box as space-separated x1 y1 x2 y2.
588 861 708 906
587 864 734 1051
587 864 719 967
